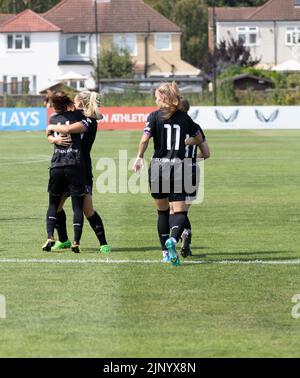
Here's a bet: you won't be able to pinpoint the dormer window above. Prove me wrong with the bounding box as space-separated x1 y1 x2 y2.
7 34 30 50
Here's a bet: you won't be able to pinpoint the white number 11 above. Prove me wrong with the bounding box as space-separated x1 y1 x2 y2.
164 124 181 151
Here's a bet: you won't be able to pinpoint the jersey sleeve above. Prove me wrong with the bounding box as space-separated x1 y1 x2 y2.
73 110 92 132
143 111 157 138
188 115 206 141
81 117 93 132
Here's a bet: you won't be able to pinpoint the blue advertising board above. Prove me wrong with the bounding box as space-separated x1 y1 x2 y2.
0 108 46 131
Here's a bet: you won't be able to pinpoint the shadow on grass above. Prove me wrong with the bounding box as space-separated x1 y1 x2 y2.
86 246 160 253
190 251 299 263
206 250 289 257
86 246 208 254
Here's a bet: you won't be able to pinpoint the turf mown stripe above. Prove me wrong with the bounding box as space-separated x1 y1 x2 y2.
0 258 300 265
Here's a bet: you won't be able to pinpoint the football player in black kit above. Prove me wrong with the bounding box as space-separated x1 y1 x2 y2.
133 82 210 266
169 98 209 258
47 91 111 254
43 93 86 253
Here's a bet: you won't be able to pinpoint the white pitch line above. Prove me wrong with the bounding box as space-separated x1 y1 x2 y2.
0 258 300 265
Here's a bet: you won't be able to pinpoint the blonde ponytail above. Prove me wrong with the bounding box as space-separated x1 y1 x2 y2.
77 91 102 120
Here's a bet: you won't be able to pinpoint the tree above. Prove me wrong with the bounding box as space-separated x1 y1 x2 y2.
213 0 267 5
203 37 260 79
145 0 208 68
0 0 60 13
94 45 135 80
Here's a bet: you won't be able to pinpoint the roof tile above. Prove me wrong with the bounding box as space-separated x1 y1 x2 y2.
44 0 181 33
0 9 60 32
210 0 300 22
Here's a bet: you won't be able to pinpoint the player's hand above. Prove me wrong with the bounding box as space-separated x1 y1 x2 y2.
55 135 72 147
46 126 52 136
133 157 144 173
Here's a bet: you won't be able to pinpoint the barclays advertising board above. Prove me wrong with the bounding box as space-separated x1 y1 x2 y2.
0 108 46 131
1 106 300 131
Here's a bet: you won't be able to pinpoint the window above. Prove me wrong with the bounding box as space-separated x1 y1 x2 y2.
66 35 88 56
113 34 137 56
236 27 258 46
21 77 30 94
7 34 30 50
11 77 18 94
155 34 172 51
67 79 86 91
286 27 300 45
4 75 36 95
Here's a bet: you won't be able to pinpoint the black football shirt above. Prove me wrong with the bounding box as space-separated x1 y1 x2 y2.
144 109 205 160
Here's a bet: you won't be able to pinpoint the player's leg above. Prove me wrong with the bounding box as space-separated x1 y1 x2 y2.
52 196 71 251
43 193 62 251
165 200 189 265
154 198 171 262
83 191 111 254
71 195 84 253
66 167 85 253
149 161 171 261
169 201 192 257
180 162 200 257
43 168 66 251
179 204 192 258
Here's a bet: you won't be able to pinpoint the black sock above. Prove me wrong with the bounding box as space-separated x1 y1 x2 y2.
55 209 68 243
170 212 188 242
87 211 108 246
46 194 62 239
185 216 191 232
71 196 84 244
157 209 170 250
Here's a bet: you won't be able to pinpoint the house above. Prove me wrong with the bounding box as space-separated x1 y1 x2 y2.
208 0 300 70
0 0 199 96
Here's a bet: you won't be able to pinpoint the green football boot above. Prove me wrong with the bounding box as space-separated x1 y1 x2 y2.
51 240 71 251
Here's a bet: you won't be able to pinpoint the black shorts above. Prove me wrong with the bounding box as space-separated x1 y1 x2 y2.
48 166 85 197
84 177 93 195
148 159 200 202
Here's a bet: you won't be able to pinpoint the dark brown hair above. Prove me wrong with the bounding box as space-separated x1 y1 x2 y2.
181 98 190 113
50 92 74 113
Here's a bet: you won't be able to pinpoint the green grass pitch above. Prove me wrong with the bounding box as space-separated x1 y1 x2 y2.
0 129 300 357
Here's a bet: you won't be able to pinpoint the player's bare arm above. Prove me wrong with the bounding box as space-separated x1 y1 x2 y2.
47 134 72 147
48 121 86 134
197 141 210 160
133 134 150 173
185 134 210 160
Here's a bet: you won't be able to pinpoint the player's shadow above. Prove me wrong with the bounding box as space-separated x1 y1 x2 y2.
87 246 159 253
85 246 207 258
190 250 299 263
206 250 288 257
